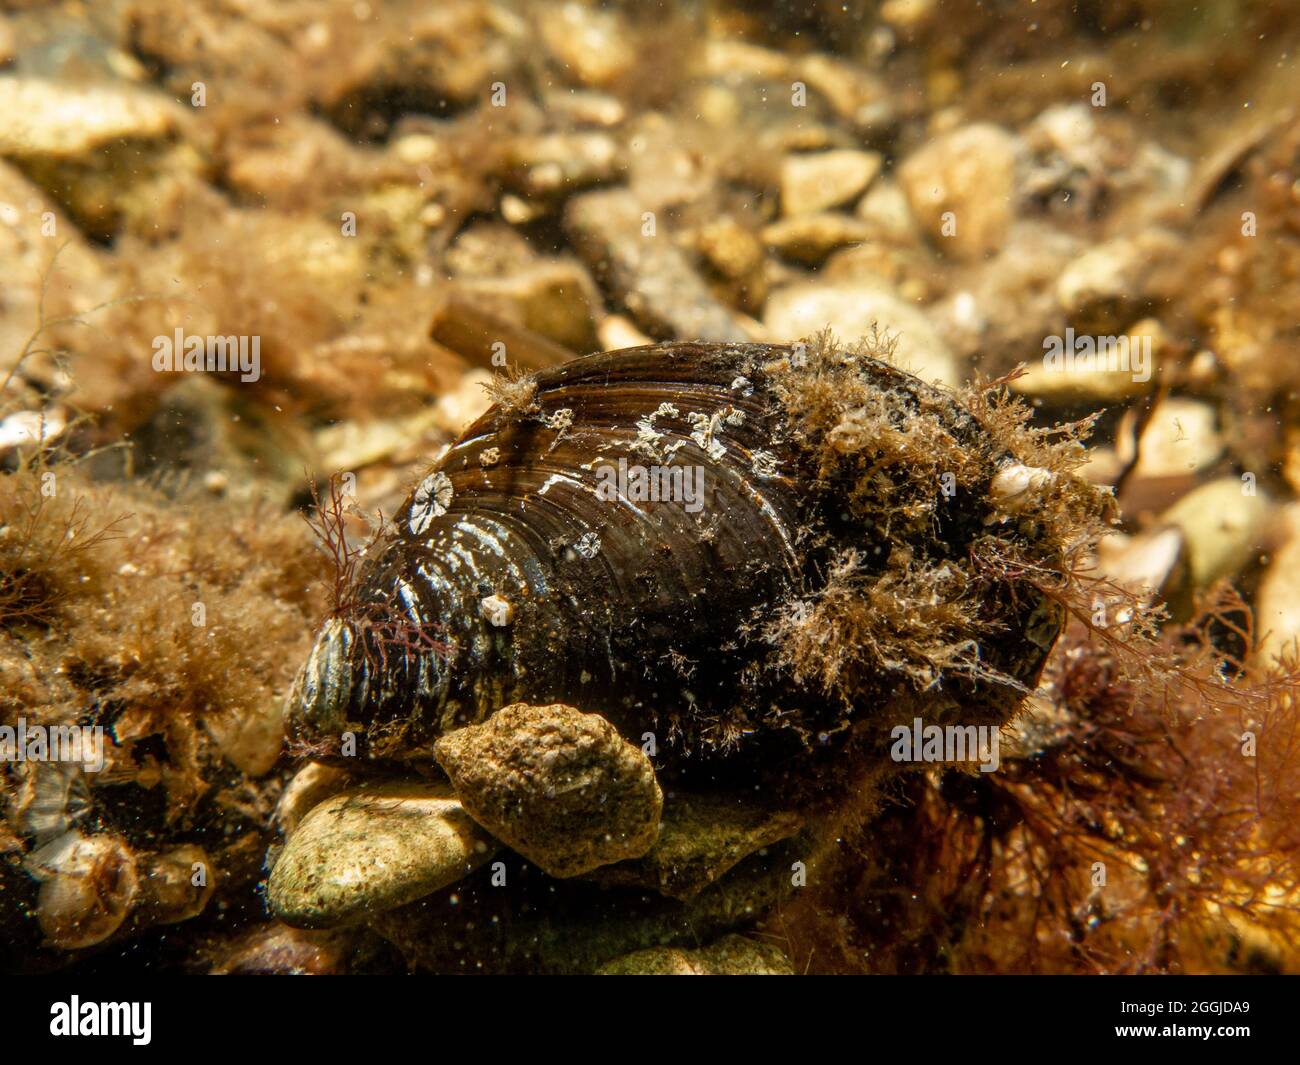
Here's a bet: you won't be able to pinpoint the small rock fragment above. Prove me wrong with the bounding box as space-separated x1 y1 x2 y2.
434 702 663 878
1020 103 1118 217
780 149 881 215
434 369 497 436
881 0 937 33
446 222 539 279
854 176 919 244
267 783 497 928
0 77 182 158
541 89 627 128
221 116 368 209
820 241 929 298
539 4 636 89
1255 504 1300 666
598 314 653 351
0 408 67 453
1009 322 1161 406
796 53 896 134
1055 229 1181 321
455 260 601 354
314 409 442 475
1095 526 1192 619
203 701 286 778
368 835 802 973
691 216 768 313
596 934 794 975
566 188 748 342
500 133 622 199
591 793 803 899
0 77 200 238
761 212 874 265
931 222 1081 371
898 123 1021 260
700 41 792 82
1159 477 1273 591
1117 397 1222 515
0 161 116 397
495 192 537 225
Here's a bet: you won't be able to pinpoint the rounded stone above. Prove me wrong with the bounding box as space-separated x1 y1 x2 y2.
898 123 1020 261
267 782 496 929
434 702 663 878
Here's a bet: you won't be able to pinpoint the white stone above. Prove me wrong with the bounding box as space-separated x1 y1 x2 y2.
764 281 960 387
781 149 882 216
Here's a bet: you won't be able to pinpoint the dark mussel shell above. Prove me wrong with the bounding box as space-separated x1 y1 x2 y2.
288 342 1066 787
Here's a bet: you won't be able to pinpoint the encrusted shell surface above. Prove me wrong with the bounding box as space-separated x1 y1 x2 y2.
288 342 1064 782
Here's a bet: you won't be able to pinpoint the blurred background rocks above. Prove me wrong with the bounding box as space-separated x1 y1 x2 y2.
3 0 1300 973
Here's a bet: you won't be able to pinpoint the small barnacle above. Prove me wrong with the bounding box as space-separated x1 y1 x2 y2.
751 449 780 479
479 447 501 468
987 462 1056 518
15 761 92 842
632 402 680 460
687 410 727 461
544 408 574 433
826 407 873 454
572 531 601 559
409 472 454 534
479 593 514 627
24 830 140 950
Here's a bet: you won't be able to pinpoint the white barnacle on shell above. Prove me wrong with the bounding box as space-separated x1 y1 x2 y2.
751 449 780 479
478 594 514 627
632 402 679 460
410 472 454 535
688 411 727 462
988 462 1055 517
545 407 574 433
